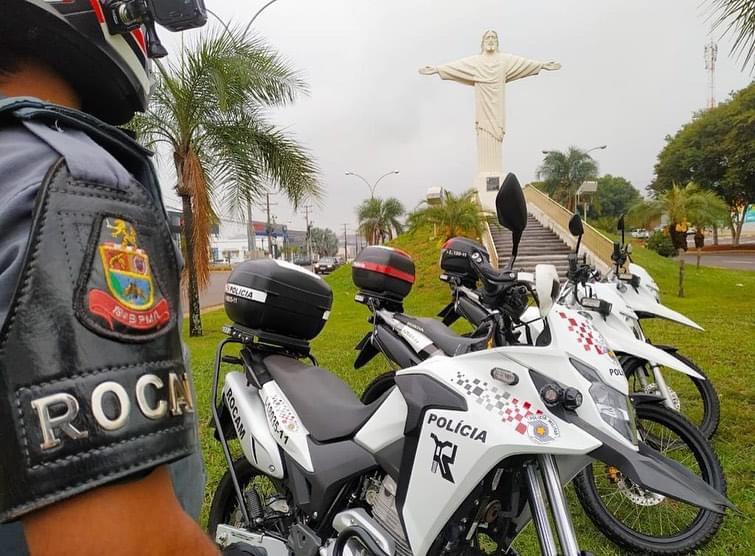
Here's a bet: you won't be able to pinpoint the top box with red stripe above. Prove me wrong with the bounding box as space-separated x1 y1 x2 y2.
352 245 416 303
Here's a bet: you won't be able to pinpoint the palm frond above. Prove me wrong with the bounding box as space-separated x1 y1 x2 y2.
709 0 755 69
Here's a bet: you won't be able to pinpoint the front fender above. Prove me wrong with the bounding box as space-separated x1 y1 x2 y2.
565 413 733 513
611 336 703 379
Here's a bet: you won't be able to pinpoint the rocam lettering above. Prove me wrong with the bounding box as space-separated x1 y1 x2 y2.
225 388 247 440
30 372 194 451
427 413 487 444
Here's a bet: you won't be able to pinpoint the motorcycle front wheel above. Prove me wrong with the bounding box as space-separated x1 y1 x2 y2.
624 352 720 439
573 404 726 555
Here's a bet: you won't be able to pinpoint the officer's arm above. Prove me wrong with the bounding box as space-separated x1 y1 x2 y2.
23 466 218 555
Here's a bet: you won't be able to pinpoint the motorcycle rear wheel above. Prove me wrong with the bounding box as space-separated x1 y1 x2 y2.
573 404 726 555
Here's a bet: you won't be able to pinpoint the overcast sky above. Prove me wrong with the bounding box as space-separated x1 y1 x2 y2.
157 0 752 234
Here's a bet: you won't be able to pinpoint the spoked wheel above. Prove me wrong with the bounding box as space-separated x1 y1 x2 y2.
625 353 720 438
208 457 292 542
573 404 726 555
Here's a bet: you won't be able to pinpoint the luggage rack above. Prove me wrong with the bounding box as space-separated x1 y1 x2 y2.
222 323 311 357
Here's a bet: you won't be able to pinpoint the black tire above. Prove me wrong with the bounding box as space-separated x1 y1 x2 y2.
624 351 720 439
208 457 288 541
573 404 726 555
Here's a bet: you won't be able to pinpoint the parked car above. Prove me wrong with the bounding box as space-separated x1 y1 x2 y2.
314 256 338 274
293 256 313 266
631 228 650 240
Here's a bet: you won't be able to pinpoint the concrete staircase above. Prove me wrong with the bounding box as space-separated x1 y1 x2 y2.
489 214 572 277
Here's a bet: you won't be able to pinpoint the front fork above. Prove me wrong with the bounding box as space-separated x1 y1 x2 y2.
635 364 676 411
525 455 582 556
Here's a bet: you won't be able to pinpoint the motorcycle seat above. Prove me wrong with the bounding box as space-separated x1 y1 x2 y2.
263 354 388 443
395 314 490 356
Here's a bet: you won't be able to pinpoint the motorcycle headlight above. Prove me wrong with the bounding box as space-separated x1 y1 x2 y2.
589 382 638 445
571 358 638 445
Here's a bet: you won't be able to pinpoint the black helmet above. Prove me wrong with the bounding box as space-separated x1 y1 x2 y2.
2 0 202 125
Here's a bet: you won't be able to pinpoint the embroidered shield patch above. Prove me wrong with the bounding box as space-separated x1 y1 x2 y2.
83 217 171 335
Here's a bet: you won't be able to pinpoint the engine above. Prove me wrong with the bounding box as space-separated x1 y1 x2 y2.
369 475 412 556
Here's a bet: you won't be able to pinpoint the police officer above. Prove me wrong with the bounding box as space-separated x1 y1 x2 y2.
0 1 216 553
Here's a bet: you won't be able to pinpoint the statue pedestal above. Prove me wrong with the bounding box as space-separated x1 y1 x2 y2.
475 172 501 212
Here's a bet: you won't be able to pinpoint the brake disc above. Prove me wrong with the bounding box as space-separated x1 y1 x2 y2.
605 465 665 507
643 383 681 411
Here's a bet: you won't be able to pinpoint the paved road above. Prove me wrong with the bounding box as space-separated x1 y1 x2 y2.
682 252 755 271
182 271 230 311
183 266 318 311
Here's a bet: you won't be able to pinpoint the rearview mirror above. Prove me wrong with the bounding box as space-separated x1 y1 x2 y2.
568 214 584 237
617 214 625 232
496 174 527 233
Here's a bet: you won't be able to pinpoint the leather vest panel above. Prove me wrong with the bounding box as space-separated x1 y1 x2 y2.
0 109 196 521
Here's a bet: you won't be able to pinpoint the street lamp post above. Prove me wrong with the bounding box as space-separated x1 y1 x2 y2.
345 170 400 198
541 145 607 212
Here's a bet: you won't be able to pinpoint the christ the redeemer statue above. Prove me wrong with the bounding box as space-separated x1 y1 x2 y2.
420 30 561 209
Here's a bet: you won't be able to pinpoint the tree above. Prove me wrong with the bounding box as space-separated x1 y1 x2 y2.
131 25 319 336
309 227 338 257
651 83 755 245
628 183 729 296
407 189 483 241
537 147 599 210
591 175 641 218
710 0 755 69
357 197 405 245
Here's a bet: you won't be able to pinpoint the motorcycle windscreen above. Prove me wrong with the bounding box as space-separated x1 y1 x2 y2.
585 421 733 513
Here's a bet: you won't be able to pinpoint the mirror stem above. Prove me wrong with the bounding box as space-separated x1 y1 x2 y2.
575 234 582 256
509 230 522 269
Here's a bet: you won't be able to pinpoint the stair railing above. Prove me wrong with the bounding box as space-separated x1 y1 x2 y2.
522 185 613 274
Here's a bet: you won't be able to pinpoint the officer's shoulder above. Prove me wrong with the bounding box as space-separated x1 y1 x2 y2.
2 119 135 191
0 123 61 202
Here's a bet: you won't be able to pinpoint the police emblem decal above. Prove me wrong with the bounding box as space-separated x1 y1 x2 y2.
87 218 170 332
526 414 560 444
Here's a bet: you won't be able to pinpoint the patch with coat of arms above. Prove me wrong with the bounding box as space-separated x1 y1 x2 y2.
80 217 171 336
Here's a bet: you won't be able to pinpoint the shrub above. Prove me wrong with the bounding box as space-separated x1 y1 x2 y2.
647 230 676 257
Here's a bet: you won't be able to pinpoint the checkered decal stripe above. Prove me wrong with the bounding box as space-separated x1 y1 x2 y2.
557 311 610 355
454 372 543 435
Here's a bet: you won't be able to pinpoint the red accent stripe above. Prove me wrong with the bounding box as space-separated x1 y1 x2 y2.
132 28 147 54
353 261 415 284
89 0 105 23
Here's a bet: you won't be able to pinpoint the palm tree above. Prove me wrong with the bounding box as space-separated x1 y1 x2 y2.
131 25 319 336
628 182 729 296
537 147 599 210
357 197 405 245
407 189 483 241
710 0 755 69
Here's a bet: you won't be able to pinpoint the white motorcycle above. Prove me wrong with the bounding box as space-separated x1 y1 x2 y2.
597 217 720 438
359 196 727 554
207 177 731 556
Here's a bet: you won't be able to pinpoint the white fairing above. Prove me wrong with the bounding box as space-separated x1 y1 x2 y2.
396 348 607 555
355 387 408 452
628 263 661 301
222 372 284 479
614 281 704 331
535 264 560 317
259 382 314 472
569 284 703 378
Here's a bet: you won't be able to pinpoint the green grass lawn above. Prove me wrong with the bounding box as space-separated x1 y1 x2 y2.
185 227 754 554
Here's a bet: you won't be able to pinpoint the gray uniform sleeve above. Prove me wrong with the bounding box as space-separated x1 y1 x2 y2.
0 125 60 328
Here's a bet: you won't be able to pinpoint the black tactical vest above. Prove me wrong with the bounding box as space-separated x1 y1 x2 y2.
0 98 196 521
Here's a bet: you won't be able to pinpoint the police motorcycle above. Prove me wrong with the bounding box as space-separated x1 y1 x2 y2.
588 216 720 439
353 175 729 554
208 174 733 556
